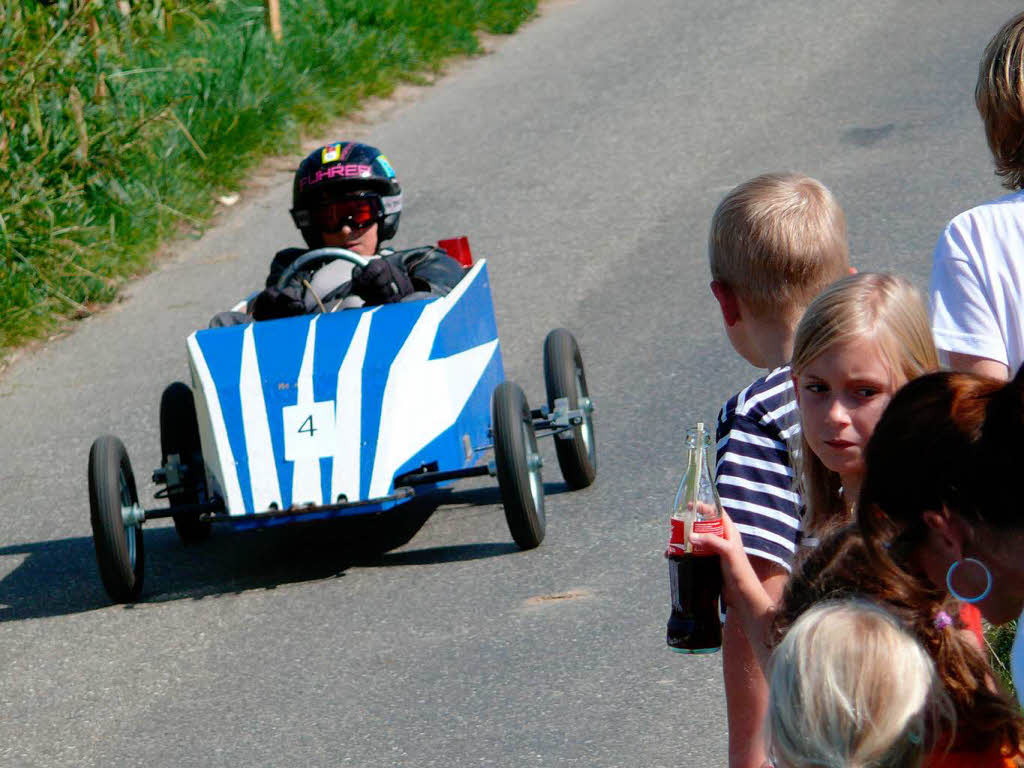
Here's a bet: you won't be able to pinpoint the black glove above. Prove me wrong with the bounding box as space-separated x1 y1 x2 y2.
251 286 306 320
351 258 414 305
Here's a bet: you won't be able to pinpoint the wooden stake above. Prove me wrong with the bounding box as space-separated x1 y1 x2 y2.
265 0 282 42
86 2 107 102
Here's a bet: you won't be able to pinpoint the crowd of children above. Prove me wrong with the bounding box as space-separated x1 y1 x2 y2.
699 10 1024 768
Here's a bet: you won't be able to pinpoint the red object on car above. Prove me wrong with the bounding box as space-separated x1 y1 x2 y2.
438 236 473 268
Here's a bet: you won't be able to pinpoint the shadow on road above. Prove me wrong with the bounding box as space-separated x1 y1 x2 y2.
0 483 572 622
440 479 572 507
360 542 520 568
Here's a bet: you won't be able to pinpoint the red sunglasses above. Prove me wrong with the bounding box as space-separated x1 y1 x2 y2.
312 196 382 233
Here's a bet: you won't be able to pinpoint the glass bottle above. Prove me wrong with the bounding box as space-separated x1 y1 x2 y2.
666 422 724 653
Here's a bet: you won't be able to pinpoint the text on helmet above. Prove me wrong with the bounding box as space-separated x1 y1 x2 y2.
300 164 373 189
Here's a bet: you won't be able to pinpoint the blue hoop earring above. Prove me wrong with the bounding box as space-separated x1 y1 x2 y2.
946 558 993 604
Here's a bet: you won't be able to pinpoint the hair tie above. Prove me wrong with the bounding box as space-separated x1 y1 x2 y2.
933 610 953 630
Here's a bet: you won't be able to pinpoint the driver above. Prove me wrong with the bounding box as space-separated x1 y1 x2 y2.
212 140 465 326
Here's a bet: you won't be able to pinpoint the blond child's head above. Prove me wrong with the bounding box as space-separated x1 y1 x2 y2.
709 173 848 330
766 599 952 768
791 273 939 535
976 11 1024 190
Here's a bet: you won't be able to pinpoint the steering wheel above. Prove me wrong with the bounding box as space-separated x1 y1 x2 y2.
274 247 370 292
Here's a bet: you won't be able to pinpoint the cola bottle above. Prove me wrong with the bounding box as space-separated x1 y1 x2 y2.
666 422 724 653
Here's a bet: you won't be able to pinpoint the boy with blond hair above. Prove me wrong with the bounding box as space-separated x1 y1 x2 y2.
930 11 1024 380
708 172 849 768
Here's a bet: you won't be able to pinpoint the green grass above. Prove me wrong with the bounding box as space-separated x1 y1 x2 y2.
986 619 1018 703
0 0 537 357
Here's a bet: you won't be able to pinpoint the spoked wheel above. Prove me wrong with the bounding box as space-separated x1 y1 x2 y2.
543 328 597 489
88 435 145 602
160 382 210 543
491 380 545 549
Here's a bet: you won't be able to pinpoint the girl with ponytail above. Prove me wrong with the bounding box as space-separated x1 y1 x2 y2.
858 364 1024 719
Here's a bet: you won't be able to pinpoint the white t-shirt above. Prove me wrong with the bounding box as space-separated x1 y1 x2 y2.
930 190 1024 374
1012 610 1024 710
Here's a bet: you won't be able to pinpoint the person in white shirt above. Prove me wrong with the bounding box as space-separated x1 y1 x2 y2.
930 11 1024 382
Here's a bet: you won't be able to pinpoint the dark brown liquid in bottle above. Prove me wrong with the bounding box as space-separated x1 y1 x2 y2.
666 553 723 653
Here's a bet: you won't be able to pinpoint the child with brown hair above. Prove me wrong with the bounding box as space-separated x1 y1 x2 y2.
856 366 1024 719
708 172 849 768
930 11 1024 379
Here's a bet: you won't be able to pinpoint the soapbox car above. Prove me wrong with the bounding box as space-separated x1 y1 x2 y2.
87 239 597 602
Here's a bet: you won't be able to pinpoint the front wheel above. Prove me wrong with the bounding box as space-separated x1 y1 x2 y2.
160 382 210 543
492 381 545 549
543 328 597 489
88 436 144 602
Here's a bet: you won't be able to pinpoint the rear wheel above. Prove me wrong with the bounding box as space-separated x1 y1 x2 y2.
89 436 144 602
543 328 597 489
492 381 545 549
160 382 211 543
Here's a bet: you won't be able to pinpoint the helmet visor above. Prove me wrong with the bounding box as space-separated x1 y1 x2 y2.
312 196 382 233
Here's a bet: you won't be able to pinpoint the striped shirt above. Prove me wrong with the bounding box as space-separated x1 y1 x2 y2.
715 365 802 572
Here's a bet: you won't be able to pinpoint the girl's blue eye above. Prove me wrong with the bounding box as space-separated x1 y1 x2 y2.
804 382 827 394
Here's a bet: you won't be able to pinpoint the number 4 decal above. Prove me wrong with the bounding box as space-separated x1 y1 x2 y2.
282 401 336 461
298 414 317 437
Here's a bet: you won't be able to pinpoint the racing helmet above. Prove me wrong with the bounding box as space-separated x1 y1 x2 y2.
290 141 402 248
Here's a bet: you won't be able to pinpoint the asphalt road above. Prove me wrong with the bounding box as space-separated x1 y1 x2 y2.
1 1 1020 765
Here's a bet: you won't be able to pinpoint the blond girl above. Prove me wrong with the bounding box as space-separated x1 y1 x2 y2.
790 272 939 539
693 272 940 660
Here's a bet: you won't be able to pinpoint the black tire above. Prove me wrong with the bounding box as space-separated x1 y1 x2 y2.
543 329 597 489
88 435 144 602
160 382 211 543
491 381 545 549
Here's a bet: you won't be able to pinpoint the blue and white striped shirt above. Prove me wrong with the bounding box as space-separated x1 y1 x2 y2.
715 365 802 572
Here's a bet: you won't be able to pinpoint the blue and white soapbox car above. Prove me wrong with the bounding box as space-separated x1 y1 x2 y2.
87 239 597 602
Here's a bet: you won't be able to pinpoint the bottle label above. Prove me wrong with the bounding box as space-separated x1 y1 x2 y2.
667 518 723 556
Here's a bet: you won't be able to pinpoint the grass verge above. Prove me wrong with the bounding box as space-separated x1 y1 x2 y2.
987 619 1018 703
0 0 537 358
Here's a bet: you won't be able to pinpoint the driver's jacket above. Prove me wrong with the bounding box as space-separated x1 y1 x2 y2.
266 245 465 313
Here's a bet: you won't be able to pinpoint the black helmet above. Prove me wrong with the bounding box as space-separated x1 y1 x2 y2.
290 141 402 248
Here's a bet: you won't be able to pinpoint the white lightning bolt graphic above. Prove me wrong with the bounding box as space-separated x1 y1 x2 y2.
188 333 246 515
368 264 499 498
239 323 284 512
